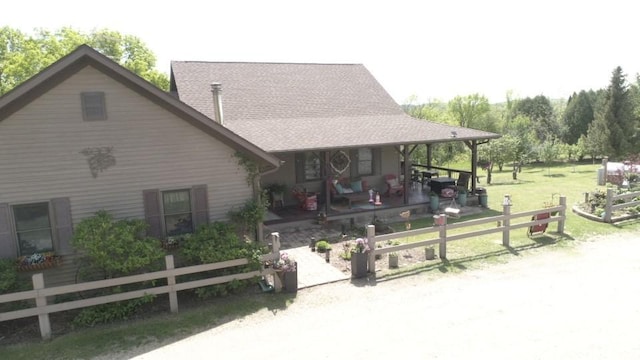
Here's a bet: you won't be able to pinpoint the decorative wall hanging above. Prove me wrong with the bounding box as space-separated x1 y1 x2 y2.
330 150 350 174
80 146 116 178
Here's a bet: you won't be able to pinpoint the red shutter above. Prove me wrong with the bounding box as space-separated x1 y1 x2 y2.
0 203 17 259
51 197 73 255
192 185 209 230
143 189 163 239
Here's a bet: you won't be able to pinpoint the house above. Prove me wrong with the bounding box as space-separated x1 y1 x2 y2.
169 61 500 220
0 45 280 268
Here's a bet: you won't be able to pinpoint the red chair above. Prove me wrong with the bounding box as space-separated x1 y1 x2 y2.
527 212 550 237
384 174 404 197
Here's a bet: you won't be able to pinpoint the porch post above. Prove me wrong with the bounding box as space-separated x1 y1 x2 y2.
403 145 409 204
426 144 432 169
324 151 331 214
470 140 478 193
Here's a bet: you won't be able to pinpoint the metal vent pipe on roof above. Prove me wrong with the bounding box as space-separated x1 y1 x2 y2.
210 82 224 125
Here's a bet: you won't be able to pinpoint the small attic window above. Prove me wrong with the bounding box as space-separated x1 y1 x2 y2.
81 92 107 121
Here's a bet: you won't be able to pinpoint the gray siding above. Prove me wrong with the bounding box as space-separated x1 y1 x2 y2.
0 66 252 237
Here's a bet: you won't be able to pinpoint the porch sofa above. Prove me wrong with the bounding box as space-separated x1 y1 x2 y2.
329 178 370 208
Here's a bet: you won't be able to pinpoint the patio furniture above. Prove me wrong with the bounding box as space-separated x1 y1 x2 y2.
384 174 404 197
527 212 550 237
328 177 370 208
429 177 456 195
292 188 317 211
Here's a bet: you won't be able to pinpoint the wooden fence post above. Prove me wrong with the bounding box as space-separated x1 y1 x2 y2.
439 215 447 259
367 224 376 273
557 195 566 234
32 273 51 340
270 232 282 292
604 188 614 223
502 198 511 247
165 255 179 314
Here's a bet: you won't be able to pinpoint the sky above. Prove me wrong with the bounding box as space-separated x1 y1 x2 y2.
4 0 639 104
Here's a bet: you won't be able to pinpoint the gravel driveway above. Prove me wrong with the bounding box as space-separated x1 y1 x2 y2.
126 232 640 359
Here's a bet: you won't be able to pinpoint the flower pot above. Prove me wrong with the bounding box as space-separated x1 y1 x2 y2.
457 192 468 207
388 254 399 268
350 252 368 278
425 247 435 260
429 195 439 212
280 268 298 293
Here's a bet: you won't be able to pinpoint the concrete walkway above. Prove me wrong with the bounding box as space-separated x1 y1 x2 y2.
282 246 349 288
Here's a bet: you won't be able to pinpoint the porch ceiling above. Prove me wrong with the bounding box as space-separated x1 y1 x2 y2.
226 114 501 152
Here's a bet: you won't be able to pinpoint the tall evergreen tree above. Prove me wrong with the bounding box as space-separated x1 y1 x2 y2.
561 90 594 145
595 66 635 159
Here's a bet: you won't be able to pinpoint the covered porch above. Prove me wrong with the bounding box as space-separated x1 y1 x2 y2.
264 179 486 227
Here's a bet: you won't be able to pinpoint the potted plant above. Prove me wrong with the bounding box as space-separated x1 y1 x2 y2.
429 191 440 212
388 252 399 268
265 183 287 208
350 238 369 278
456 188 468 207
315 240 332 253
273 251 297 293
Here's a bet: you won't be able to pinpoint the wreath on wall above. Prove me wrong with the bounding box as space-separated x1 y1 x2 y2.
330 150 350 175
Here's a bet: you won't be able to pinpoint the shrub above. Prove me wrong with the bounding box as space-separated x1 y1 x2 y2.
71 210 164 326
180 222 267 298
72 210 164 280
315 240 332 253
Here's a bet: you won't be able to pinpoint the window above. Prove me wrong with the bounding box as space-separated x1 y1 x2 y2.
162 190 193 236
357 148 373 176
12 203 54 256
81 92 107 121
303 152 323 181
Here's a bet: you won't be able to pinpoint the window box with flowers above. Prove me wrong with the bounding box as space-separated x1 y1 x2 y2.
273 252 297 293
161 233 191 250
16 252 62 272
350 238 369 278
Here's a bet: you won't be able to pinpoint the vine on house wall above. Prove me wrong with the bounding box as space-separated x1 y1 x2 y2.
233 152 261 187
232 152 268 240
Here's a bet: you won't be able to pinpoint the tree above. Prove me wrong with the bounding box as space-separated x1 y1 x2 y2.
588 66 636 159
561 90 595 145
447 94 490 128
510 95 558 143
0 26 169 95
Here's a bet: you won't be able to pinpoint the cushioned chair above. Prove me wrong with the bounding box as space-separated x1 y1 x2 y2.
457 173 471 192
384 174 404 197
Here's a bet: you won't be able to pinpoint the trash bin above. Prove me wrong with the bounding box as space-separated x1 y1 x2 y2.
476 188 488 208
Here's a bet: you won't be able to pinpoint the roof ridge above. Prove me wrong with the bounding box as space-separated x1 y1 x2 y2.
170 60 363 66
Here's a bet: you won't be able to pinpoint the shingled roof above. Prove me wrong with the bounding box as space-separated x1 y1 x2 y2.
170 61 500 152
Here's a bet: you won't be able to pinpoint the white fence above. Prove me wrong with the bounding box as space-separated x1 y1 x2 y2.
603 188 640 223
366 196 567 273
0 233 283 340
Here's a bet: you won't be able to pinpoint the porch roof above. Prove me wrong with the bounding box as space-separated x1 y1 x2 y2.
225 114 500 152
170 61 500 153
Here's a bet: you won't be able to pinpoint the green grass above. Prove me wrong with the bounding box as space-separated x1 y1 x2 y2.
381 161 640 277
1 292 294 359
3 161 638 359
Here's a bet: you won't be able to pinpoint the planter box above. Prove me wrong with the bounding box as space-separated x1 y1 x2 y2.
351 252 368 278
17 257 62 272
280 270 298 293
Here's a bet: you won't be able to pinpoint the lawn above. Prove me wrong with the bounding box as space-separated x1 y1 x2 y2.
2 161 638 359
